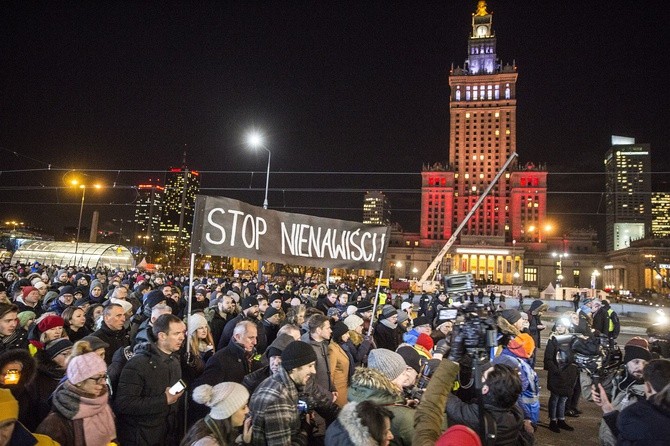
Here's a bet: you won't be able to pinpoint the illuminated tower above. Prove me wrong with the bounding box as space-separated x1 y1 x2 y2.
134 180 164 249
421 1 547 244
160 159 200 260
363 191 391 226
605 136 651 250
652 192 670 238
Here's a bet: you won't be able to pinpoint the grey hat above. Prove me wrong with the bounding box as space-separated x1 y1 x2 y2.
397 310 409 324
368 348 406 381
380 305 398 320
501 309 521 325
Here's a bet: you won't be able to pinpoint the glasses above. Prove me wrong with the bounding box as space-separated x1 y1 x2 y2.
87 374 108 384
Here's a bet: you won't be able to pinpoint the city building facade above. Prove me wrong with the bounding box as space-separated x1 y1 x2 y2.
134 180 164 249
651 192 670 238
160 165 200 263
363 191 391 226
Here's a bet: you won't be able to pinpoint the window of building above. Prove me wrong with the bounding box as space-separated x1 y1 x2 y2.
524 267 537 284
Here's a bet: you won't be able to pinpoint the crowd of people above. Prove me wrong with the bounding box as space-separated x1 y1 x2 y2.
0 263 669 446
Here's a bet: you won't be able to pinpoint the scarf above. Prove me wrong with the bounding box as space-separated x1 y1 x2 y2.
52 381 116 446
0 330 19 346
381 319 397 330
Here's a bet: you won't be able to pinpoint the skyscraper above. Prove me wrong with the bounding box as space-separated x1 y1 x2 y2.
160 164 200 261
651 192 670 238
134 180 164 250
605 135 651 251
421 0 547 244
363 191 391 226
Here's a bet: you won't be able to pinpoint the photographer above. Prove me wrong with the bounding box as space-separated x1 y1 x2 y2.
593 337 652 446
592 358 670 444
543 318 578 433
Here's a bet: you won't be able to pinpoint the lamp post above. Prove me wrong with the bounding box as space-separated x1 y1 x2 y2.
69 178 101 267
552 251 568 287
247 131 271 282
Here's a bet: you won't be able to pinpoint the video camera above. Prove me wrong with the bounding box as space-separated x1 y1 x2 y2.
439 303 498 361
555 334 622 386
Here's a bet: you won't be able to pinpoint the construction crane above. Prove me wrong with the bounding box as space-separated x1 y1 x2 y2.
412 152 519 293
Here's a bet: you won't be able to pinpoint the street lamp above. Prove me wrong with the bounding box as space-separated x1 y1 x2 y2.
68 177 102 267
247 130 271 282
552 251 568 286
527 223 553 243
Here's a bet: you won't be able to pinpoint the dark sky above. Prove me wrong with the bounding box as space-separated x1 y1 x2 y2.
1 1 669 241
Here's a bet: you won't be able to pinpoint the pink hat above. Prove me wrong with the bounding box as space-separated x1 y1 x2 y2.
22 286 38 298
67 352 107 385
436 425 482 446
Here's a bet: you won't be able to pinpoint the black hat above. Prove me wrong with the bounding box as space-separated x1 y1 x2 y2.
45 338 73 360
58 286 74 297
331 321 349 342
242 296 259 310
396 345 422 373
281 341 317 371
269 293 282 303
413 316 431 327
264 306 280 320
357 300 373 312
501 309 522 325
144 290 166 309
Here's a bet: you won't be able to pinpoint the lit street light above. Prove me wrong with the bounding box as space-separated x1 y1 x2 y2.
67 176 102 266
552 251 568 286
247 130 271 282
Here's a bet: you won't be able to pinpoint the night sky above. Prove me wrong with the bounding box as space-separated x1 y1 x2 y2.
1 1 668 243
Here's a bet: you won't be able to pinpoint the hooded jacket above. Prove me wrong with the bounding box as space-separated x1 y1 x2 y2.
325 402 378 446
0 348 37 430
347 367 414 446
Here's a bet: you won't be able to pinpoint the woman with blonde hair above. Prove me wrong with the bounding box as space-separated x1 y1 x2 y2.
188 313 215 363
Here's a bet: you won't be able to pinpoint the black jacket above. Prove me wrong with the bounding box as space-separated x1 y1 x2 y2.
217 312 267 354
113 341 182 446
209 311 233 349
543 336 578 396
603 397 670 445
373 321 401 351
0 327 29 353
92 322 131 365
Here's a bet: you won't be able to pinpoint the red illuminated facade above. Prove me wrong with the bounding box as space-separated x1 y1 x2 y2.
420 1 547 245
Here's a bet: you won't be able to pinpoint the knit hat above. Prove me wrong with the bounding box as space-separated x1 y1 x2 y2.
269 293 282 304
33 281 48 291
368 349 406 381
507 333 535 359
144 290 166 309
80 335 109 351
90 279 103 291
22 286 38 298
396 345 422 373
380 305 398 320
0 389 19 421
331 321 349 342
346 305 358 316
501 309 521 325
401 302 412 312
188 313 209 337
624 337 652 363
290 297 302 307
37 315 64 332
343 314 364 331
327 307 340 318
436 425 482 446
397 310 409 324
45 338 73 360
264 306 281 321
242 296 259 310
416 333 434 351
59 285 75 297
17 311 36 328
413 316 431 328
67 352 107 385
281 341 317 371
192 382 249 420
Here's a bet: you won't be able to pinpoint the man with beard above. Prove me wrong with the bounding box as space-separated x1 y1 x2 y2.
209 292 236 345
373 305 401 351
218 296 266 353
113 314 186 446
595 337 652 446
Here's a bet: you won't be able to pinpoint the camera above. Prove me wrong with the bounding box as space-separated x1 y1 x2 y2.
568 334 622 385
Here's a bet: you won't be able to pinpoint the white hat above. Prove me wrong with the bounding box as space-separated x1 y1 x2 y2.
343 314 364 331
346 305 358 316
192 382 249 420
188 313 209 337
401 302 412 312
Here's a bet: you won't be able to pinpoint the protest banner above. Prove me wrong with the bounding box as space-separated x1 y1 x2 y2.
191 195 390 270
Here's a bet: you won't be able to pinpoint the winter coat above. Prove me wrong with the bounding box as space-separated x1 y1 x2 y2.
604 397 670 445
324 402 378 446
598 371 646 446
543 335 578 397
248 367 309 446
498 349 540 424
344 332 373 366
373 321 401 351
209 311 233 350
64 325 91 343
113 341 182 446
0 347 37 430
25 351 66 430
92 321 130 364
300 332 335 394
328 341 351 407
412 359 459 446
347 367 414 446
526 300 547 348
0 326 29 353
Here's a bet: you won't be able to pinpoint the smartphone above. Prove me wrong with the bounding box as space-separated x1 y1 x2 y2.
297 399 309 414
168 379 186 395
3 369 20 385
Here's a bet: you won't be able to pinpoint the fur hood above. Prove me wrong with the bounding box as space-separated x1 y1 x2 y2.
0 348 37 389
327 402 377 446
497 315 521 337
348 366 402 403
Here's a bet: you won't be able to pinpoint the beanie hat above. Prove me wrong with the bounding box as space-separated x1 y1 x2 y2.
144 290 166 309
90 280 103 291
45 338 73 360
59 286 75 297
242 296 259 310
22 286 38 298
343 314 364 331
397 310 409 324
281 341 317 371
326 307 340 318
269 293 282 304
396 345 422 373
17 311 36 328
413 316 431 328
401 302 412 312
436 425 482 446
416 333 434 351
624 337 652 363
188 313 209 337
67 352 107 385
192 382 249 420
368 348 406 381
290 297 302 307
34 281 48 291
380 305 398 320
346 305 358 316
331 321 349 342
501 309 521 325
0 389 19 422
507 333 535 359
37 315 64 332
264 306 280 321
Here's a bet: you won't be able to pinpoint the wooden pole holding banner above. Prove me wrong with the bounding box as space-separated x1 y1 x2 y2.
184 251 196 434
367 269 384 337
325 268 331 288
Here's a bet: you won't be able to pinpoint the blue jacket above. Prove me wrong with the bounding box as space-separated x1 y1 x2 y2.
499 349 540 424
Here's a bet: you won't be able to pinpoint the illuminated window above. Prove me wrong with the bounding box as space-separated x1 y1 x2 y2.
505 84 511 99
456 87 461 101
524 267 538 283
465 112 471 119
